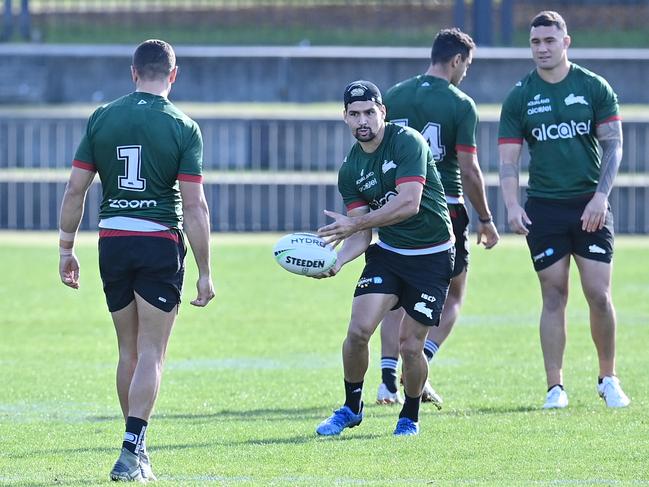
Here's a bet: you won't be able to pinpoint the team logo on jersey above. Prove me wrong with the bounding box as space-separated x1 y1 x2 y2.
527 93 551 115
382 160 397 173
137 100 147 105
531 120 591 141
564 93 589 106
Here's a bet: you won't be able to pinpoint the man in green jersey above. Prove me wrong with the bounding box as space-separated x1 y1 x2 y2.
58 39 215 480
315 80 454 437
376 28 499 408
498 11 629 409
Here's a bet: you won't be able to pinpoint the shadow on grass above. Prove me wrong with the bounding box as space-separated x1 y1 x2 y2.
90 406 328 424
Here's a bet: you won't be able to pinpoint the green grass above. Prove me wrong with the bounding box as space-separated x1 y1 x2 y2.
1 233 648 485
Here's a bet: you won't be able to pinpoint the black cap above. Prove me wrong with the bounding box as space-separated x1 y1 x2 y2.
343 80 383 108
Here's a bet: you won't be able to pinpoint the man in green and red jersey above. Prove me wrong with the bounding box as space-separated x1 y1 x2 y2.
314 80 454 437
498 11 629 409
58 39 215 481
375 28 499 408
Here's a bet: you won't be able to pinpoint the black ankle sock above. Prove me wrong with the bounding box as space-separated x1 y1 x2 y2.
122 416 148 454
547 384 564 392
344 380 364 415
380 356 399 393
399 394 421 422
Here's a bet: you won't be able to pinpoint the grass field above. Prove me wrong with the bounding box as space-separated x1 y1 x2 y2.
1 233 648 485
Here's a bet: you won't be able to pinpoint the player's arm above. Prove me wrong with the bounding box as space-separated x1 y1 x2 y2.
581 119 623 232
457 150 499 248
58 166 96 289
179 180 215 307
318 181 423 245
314 206 372 279
498 142 531 235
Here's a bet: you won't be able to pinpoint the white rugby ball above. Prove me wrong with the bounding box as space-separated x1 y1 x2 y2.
273 232 337 276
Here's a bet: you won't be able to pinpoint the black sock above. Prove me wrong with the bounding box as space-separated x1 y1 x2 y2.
380 356 399 393
122 416 148 454
399 394 421 422
344 380 364 415
548 384 564 392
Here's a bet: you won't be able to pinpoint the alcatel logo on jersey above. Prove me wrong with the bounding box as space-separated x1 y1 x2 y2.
108 199 158 209
527 94 551 115
531 120 591 141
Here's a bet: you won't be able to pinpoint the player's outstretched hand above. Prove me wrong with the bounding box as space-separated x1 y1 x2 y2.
317 210 357 248
477 221 500 249
59 254 80 289
191 276 215 307
311 261 342 279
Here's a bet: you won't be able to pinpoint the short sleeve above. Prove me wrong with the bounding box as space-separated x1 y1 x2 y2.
394 128 428 186
72 112 97 171
177 121 203 183
592 76 620 125
337 159 367 211
456 99 478 153
498 87 525 145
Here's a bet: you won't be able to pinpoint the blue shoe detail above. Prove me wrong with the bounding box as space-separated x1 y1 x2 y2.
316 405 363 436
393 417 419 436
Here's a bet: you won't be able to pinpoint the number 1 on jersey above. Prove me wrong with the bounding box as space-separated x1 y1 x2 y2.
116 145 146 191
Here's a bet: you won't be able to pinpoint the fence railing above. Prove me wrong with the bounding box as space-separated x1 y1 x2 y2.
1 115 648 233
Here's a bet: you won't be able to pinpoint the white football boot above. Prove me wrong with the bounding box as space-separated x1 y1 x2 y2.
598 376 630 408
543 385 568 409
421 380 443 410
376 383 403 405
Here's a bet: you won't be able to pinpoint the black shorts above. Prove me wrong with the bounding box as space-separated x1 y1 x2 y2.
449 203 469 278
354 244 455 327
524 195 614 272
98 230 186 313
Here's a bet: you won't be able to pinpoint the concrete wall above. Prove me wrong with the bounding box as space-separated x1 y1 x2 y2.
2 45 649 104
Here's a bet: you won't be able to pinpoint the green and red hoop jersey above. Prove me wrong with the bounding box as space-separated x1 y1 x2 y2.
498 63 620 199
73 92 203 228
384 75 478 199
338 122 452 251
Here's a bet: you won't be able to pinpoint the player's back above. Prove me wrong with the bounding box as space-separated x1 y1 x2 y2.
77 92 202 227
385 75 477 198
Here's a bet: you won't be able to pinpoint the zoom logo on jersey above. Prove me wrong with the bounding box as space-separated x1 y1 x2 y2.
531 120 591 141
369 190 398 210
108 199 157 209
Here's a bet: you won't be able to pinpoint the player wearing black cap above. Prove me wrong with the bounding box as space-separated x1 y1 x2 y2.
313 80 454 436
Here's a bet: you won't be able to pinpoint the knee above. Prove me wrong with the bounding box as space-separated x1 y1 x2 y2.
585 288 613 313
399 338 423 363
542 285 569 310
346 322 372 348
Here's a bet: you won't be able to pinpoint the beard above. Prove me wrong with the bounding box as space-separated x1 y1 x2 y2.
354 127 376 142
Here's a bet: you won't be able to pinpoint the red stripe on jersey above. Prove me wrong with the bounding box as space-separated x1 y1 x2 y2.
396 176 425 185
99 229 178 242
456 144 477 154
72 159 96 172
346 201 368 211
597 115 622 126
498 138 523 145
178 173 203 183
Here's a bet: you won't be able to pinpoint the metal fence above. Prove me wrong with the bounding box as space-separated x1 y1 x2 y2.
1 116 648 233
2 0 648 46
